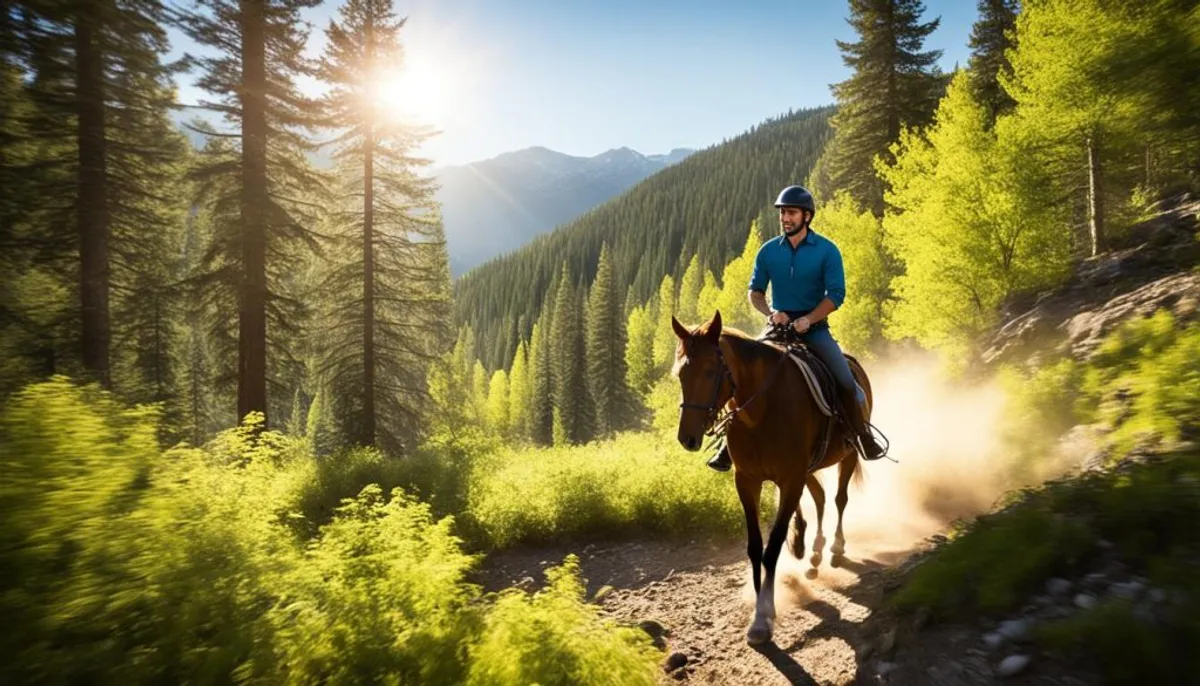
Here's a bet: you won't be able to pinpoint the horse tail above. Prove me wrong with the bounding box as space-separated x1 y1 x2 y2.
850 450 865 489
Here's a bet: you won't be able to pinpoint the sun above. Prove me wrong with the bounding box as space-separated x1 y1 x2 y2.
371 53 455 126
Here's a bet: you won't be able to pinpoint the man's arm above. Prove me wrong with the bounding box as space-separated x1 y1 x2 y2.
795 245 845 332
748 290 772 318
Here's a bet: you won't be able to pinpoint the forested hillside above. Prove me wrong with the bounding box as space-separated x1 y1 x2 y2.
452 105 834 370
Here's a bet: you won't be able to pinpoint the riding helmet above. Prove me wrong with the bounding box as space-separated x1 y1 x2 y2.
774 185 815 213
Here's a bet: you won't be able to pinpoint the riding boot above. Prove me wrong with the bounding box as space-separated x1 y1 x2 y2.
707 440 733 472
841 390 886 460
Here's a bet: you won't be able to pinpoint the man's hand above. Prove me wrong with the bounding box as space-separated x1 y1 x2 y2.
792 316 811 334
768 310 790 326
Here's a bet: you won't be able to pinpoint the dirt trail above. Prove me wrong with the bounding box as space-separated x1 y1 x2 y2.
478 536 918 685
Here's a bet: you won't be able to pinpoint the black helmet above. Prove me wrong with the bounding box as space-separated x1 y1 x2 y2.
774 185 815 213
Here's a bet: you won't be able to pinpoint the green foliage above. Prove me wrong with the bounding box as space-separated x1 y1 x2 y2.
0 378 658 684
713 222 764 334
1078 312 1200 454
465 432 748 549
881 71 1071 363
651 273 679 373
267 485 479 685
624 304 657 398
1036 597 1200 686
816 193 889 354
996 358 1085 475
467 555 659 686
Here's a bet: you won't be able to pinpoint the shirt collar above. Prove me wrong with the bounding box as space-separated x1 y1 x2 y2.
778 228 819 249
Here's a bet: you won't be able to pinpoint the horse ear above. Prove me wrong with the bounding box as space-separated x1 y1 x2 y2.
671 315 690 341
705 310 722 343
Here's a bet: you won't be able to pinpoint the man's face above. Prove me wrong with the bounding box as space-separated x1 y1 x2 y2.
779 207 806 234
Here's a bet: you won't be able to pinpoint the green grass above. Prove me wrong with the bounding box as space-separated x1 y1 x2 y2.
464 432 765 550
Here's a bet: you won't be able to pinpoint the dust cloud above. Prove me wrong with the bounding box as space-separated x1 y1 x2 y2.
770 351 1090 596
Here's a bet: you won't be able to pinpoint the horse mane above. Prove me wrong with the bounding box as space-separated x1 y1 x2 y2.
690 320 785 367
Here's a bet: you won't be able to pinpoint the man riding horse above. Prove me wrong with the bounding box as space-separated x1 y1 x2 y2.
706 185 886 471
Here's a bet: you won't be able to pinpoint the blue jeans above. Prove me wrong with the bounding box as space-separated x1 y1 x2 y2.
786 321 866 407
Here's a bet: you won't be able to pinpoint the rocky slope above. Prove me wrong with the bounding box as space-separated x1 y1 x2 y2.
983 195 1199 368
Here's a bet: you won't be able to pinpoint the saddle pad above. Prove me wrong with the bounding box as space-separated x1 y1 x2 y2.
756 328 840 418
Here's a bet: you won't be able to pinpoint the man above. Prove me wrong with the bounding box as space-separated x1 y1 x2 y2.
707 184 886 472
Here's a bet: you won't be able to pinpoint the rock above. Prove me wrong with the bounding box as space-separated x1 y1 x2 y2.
878 628 897 657
1046 578 1072 596
998 618 1034 642
913 607 932 631
592 584 614 602
1109 580 1145 601
982 632 1006 650
1075 593 1099 610
1034 594 1054 607
1149 588 1168 604
664 652 688 673
877 661 897 677
997 654 1032 678
1084 572 1109 588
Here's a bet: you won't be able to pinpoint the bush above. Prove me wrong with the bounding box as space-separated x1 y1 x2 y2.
466 555 659 686
0 378 660 685
465 432 759 549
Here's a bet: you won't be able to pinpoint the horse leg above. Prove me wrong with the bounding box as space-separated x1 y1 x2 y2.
735 471 764 594
831 454 858 567
747 481 805 646
803 474 826 579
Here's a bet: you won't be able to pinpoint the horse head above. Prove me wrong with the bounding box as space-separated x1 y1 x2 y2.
671 310 734 451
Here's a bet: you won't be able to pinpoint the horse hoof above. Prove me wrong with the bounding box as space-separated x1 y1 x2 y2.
831 553 846 568
805 567 819 580
746 624 773 646
809 553 822 568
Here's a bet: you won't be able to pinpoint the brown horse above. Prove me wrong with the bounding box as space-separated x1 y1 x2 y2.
671 310 872 645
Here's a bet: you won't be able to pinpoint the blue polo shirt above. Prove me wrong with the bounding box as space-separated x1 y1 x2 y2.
748 229 846 315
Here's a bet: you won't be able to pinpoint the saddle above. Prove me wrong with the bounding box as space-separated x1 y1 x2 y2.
757 325 856 471
756 325 843 419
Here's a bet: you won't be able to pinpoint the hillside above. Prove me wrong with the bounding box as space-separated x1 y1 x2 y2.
453 105 834 369
436 146 694 276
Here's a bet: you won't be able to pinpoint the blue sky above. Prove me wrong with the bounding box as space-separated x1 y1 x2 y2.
167 0 978 167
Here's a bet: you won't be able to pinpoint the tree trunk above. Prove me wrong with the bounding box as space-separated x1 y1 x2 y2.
238 0 268 425
75 9 110 386
361 17 376 447
1087 133 1106 257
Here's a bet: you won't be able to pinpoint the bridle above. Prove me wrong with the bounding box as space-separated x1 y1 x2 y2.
678 338 737 431
678 333 791 438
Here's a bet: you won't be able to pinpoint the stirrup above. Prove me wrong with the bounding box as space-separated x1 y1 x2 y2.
707 445 733 472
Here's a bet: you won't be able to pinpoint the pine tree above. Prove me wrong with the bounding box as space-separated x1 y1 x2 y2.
12 0 188 395
549 265 588 443
676 253 703 325
178 0 325 426
528 318 552 444
315 0 450 452
585 244 632 438
814 0 944 215
966 0 1018 122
